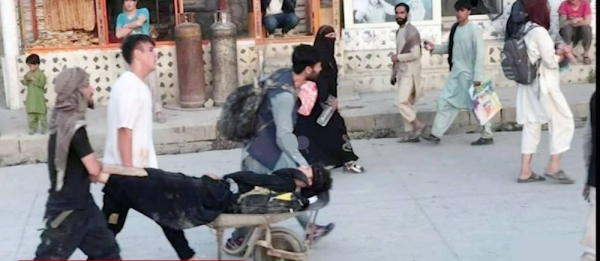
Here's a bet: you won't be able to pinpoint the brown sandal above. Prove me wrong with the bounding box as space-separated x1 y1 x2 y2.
583 56 592 65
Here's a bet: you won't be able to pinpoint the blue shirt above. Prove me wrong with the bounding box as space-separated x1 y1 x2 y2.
116 8 150 36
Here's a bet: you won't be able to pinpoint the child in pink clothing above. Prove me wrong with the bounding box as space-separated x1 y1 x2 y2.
557 0 593 64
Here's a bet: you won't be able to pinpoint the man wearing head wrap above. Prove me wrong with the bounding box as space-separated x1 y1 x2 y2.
33 67 121 260
422 0 494 146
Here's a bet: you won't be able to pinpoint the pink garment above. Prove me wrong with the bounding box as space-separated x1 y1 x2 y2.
558 0 592 19
297 81 318 116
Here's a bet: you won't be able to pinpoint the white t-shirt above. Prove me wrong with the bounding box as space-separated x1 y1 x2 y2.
103 71 158 168
266 0 284 15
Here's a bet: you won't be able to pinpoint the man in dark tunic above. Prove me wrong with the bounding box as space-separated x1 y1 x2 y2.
33 67 121 260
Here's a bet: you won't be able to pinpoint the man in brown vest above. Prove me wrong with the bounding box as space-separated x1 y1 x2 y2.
391 2 426 143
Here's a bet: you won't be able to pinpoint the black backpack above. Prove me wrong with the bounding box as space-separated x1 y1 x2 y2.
229 187 308 214
501 24 540 85
216 69 294 142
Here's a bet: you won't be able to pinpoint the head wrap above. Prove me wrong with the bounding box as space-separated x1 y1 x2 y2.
524 0 551 30
313 25 337 72
49 67 90 191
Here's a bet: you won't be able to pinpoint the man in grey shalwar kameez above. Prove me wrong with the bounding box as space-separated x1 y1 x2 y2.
422 0 494 146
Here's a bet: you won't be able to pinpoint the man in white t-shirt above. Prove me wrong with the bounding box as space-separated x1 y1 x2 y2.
102 34 197 260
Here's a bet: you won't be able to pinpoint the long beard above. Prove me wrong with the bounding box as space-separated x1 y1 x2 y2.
88 99 95 109
396 18 407 26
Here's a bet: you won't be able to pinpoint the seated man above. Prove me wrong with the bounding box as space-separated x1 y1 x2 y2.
261 0 300 37
98 164 332 231
558 0 593 64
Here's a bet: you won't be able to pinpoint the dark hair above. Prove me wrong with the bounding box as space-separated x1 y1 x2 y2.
525 0 550 30
25 54 41 65
310 163 332 193
395 2 410 12
291 44 321 74
121 34 155 65
454 0 473 11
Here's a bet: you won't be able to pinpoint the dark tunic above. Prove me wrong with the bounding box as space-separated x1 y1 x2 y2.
102 168 304 230
294 26 359 167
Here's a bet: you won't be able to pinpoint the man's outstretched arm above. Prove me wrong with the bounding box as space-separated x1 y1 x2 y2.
94 164 149 184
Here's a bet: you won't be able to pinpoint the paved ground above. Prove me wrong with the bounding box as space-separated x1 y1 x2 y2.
0 84 594 167
0 130 591 261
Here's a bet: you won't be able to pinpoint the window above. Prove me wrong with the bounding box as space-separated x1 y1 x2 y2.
182 0 251 39
20 0 180 48
257 0 323 38
442 0 503 17
20 0 103 48
106 0 178 43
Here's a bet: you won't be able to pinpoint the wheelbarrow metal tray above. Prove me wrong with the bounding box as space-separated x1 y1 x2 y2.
207 191 330 229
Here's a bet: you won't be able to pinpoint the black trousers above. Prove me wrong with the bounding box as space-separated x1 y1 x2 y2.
102 191 196 260
34 204 121 260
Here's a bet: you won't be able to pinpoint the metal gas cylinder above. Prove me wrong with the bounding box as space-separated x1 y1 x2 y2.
174 12 207 108
210 10 238 106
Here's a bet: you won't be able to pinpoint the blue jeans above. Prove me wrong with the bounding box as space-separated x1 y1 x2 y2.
263 13 300 34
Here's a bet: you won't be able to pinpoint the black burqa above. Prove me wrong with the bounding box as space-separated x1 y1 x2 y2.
294 25 359 168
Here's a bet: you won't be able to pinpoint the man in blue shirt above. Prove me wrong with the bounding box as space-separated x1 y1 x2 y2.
115 0 166 124
115 0 150 38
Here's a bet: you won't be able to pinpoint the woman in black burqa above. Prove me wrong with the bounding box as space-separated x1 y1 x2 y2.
294 25 365 173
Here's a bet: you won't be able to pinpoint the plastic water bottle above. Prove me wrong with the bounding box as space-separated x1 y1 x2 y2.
316 96 337 126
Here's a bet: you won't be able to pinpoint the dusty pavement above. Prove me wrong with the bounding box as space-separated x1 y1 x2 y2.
0 129 592 261
0 83 594 167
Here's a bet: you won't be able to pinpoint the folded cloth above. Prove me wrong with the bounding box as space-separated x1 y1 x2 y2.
297 81 318 116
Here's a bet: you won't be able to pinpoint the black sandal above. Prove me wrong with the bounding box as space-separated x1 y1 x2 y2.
517 173 546 183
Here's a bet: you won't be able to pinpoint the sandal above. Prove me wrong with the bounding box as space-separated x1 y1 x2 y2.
544 170 575 184
343 161 365 173
397 134 420 143
517 173 546 183
583 56 592 65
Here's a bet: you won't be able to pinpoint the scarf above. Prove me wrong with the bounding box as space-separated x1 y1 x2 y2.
313 25 337 73
49 67 90 191
524 0 551 30
399 23 421 54
393 22 422 74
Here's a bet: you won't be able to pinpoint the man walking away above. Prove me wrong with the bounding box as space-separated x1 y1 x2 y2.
581 92 596 261
391 3 426 143
421 0 494 146
225 44 334 253
33 67 121 260
261 0 300 38
102 34 197 260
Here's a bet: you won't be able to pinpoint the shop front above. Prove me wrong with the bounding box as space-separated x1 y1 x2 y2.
1 0 342 109
1 0 596 110
340 0 596 93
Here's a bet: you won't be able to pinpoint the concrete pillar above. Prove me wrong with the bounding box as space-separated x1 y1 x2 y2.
1 0 22 110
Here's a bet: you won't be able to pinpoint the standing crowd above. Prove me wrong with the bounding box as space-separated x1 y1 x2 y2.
20 0 595 260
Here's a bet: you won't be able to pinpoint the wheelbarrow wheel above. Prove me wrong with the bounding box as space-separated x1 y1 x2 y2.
253 228 305 261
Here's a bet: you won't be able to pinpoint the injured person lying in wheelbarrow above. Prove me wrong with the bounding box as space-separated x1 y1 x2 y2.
97 164 332 233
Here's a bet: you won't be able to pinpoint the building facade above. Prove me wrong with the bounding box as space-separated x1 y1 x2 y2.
0 0 596 110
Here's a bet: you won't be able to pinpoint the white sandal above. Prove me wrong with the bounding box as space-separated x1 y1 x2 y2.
343 161 365 173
